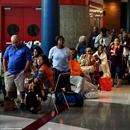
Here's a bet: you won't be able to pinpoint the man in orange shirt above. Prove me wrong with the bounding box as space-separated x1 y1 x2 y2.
69 48 98 98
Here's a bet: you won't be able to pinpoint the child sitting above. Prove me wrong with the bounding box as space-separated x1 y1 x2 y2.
31 47 43 74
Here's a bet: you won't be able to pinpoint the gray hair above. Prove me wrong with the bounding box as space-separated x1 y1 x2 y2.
79 35 87 43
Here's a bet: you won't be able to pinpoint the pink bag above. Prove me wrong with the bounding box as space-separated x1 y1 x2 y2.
100 77 113 91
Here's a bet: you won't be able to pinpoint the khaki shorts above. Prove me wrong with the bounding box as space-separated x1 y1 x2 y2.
5 71 25 92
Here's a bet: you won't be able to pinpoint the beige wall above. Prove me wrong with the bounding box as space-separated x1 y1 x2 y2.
60 5 103 48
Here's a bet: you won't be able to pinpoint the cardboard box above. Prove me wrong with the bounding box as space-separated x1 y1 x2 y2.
4 98 14 111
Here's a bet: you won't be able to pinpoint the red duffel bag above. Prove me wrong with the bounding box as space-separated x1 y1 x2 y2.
100 77 113 91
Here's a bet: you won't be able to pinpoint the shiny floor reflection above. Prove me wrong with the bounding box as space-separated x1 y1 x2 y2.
38 122 90 130
50 86 130 130
0 115 35 129
1 86 130 130
51 101 130 130
87 86 130 104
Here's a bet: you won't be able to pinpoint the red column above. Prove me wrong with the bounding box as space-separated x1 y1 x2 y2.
103 11 106 27
60 0 88 6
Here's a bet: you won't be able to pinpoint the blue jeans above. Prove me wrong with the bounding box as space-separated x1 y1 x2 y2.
111 66 122 79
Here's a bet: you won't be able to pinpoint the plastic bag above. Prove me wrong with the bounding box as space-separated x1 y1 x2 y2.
100 77 113 91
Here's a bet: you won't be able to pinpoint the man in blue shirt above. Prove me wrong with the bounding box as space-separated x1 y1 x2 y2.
3 35 31 108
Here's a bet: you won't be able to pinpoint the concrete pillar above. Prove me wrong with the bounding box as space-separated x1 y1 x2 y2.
41 0 60 56
127 0 130 33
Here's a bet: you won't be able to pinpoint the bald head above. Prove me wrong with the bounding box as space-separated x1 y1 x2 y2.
11 35 21 48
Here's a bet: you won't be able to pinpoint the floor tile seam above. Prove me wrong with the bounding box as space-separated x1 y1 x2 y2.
22 106 67 130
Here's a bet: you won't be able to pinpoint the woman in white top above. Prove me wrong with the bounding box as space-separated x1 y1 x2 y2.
48 35 72 90
93 45 111 78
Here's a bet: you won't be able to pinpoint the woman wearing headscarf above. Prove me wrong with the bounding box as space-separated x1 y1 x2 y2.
48 35 72 90
75 35 90 61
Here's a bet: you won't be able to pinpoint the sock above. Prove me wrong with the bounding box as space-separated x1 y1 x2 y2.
21 99 24 103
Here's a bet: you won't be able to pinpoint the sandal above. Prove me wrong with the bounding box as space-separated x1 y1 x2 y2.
116 85 121 88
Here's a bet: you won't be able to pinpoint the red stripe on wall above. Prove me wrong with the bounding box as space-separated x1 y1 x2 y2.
60 0 89 6
0 0 41 7
103 11 106 27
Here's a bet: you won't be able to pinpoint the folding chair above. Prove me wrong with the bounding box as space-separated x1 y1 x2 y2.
48 72 70 113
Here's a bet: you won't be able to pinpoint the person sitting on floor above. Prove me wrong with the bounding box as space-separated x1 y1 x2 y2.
79 47 96 74
25 54 54 101
69 48 98 99
93 45 111 78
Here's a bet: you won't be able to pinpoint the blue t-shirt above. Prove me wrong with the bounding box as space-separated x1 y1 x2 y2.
75 44 89 61
48 46 72 72
3 43 31 74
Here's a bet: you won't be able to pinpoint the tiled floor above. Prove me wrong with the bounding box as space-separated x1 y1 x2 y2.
0 85 130 130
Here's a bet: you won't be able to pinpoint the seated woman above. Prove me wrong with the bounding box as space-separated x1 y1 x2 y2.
79 47 96 74
70 48 98 99
31 47 43 74
75 35 90 61
93 45 111 78
25 54 54 101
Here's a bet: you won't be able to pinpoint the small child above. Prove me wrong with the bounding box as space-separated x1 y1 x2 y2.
24 68 34 93
31 47 43 74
